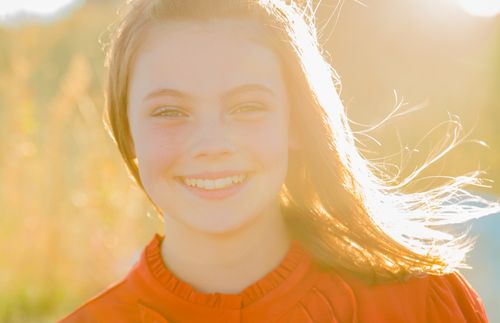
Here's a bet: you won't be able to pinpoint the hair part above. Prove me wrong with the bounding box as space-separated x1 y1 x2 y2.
102 0 500 282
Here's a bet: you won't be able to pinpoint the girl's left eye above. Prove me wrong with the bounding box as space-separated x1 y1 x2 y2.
231 103 268 115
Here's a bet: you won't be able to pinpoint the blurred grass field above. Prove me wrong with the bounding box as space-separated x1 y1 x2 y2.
0 3 163 321
0 1 499 322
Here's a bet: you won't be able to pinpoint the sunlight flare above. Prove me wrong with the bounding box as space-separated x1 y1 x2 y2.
456 0 500 17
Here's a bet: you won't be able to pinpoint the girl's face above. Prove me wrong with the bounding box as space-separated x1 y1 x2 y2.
128 20 293 234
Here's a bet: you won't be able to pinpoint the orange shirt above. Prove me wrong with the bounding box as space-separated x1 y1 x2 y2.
60 234 488 322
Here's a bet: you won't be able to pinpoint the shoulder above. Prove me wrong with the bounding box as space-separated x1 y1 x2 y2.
423 271 488 322
58 278 141 322
320 268 488 323
58 234 172 322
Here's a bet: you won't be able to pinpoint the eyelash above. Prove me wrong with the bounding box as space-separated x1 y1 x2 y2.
231 103 268 114
151 106 188 118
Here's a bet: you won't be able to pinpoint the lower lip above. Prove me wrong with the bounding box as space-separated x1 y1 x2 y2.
177 176 249 200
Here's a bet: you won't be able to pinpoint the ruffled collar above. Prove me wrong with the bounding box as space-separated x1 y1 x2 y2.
143 233 311 309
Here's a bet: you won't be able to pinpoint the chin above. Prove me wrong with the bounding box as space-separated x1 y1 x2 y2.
186 211 259 236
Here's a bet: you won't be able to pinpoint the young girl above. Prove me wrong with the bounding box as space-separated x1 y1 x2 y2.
61 0 499 322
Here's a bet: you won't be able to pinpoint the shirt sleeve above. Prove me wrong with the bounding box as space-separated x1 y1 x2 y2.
426 272 488 322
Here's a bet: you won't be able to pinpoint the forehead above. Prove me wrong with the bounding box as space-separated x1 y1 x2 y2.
129 19 286 99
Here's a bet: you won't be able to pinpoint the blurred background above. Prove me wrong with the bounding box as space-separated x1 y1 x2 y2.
0 0 498 322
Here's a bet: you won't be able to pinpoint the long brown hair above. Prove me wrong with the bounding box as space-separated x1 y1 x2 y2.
102 0 500 282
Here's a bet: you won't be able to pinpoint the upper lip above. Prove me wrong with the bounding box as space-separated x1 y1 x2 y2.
177 170 249 180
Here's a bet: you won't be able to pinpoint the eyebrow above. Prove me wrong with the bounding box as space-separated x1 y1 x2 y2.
142 83 275 102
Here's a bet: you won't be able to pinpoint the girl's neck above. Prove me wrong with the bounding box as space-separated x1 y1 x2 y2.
160 203 291 294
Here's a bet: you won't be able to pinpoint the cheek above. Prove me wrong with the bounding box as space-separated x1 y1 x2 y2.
238 117 289 167
133 126 187 178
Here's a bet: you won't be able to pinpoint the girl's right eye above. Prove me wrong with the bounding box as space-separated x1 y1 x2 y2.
151 106 189 118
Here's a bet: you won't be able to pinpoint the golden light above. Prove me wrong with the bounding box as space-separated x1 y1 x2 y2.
456 0 500 17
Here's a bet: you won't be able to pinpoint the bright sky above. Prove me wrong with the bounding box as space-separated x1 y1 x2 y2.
0 0 82 22
456 0 500 17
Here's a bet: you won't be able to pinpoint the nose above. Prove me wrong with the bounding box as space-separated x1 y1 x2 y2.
189 118 236 160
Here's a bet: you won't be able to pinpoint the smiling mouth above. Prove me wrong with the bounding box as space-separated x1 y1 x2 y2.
179 173 248 190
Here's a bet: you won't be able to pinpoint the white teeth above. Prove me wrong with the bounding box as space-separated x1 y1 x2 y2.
214 178 225 189
182 174 247 190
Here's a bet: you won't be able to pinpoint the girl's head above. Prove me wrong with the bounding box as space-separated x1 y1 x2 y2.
104 0 500 280
105 0 333 235
127 18 293 233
